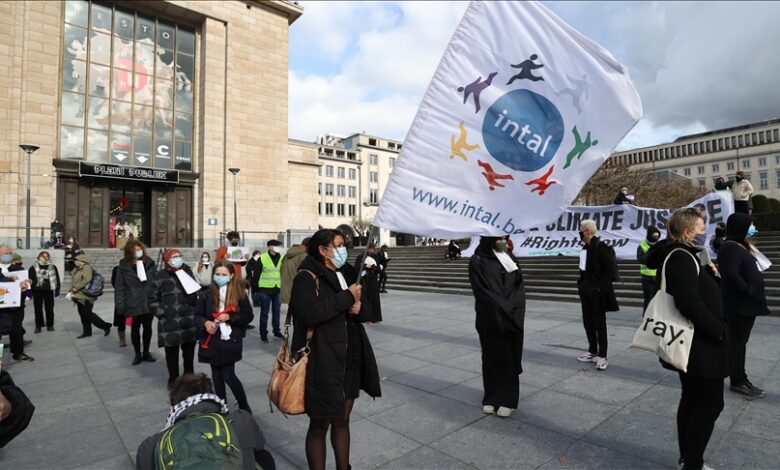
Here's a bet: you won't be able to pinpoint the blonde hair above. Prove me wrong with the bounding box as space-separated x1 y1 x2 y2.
667 208 703 242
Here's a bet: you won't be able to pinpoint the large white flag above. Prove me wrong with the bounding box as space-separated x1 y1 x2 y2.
374 1 643 238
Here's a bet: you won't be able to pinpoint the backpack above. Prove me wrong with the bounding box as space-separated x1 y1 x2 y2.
82 270 105 298
155 412 243 470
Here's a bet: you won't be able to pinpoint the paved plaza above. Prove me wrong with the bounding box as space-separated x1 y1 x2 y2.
1 291 779 469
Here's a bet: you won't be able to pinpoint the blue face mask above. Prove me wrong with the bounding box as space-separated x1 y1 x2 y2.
170 257 183 268
213 275 230 287
0 254 12 264
331 247 348 269
134 250 144 259
747 224 757 238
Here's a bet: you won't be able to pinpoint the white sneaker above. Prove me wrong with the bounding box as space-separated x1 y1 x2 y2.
595 357 608 370
577 352 597 363
703 464 716 470
482 405 495 415
496 407 513 418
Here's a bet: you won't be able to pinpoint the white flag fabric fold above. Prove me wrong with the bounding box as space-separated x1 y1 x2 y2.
374 0 643 238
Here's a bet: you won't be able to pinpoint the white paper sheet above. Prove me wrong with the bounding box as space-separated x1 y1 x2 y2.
579 249 588 271
0 281 22 309
175 270 202 295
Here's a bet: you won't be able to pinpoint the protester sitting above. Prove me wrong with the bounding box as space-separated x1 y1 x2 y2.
0 370 35 448
135 373 275 470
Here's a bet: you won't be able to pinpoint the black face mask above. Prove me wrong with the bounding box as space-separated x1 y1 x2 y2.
578 231 586 242
736 176 743 182
648 236 660 244
230 240 239 246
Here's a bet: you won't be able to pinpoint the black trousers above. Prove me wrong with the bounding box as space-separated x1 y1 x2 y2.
677 373 724 469
478 329 523 408
641 277 656 313
164 342 195 381
727 313 756 386
5 309 25 356
578 284 608 357
75 300 110 335
33 290 55 328
379 269 387 290
131 314 154 355
210 363 249 408
734 200 750 214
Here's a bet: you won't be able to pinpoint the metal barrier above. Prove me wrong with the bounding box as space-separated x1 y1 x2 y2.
0 226 50 249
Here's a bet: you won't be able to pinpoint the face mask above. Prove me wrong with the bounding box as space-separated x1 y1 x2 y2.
134 250 144 259
648 236 660 244
578 231 586 242
747 224 757 238
494 240 508 252
0 254 12 264
330 247 348 268
201 257 210 264
254 254 261 260
230 240 239 247
213 275 230 287
170 257 183 268
736 176 743 182
694 234 707 246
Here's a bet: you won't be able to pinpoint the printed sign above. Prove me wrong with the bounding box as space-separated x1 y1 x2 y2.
79 161 179 183
0 282 22 310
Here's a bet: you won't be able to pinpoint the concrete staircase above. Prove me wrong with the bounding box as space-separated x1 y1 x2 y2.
381 233 780 316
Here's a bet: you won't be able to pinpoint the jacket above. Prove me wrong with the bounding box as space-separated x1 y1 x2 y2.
289 256 381 419
114 258 157 317
28 262 60 293
149 265 200 348
193 263 213 287
468 238 526 334
0 370 35 448
646 241 729 379
245 256 261 292
280 245 307 304
135 401 273 470
731 179 754 201
215 245 245 281
578 237 619 312
193 288 254 365
71 254 97 301
718 212 769 317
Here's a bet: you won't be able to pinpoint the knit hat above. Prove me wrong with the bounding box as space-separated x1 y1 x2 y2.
163 248 183 264
12 253 22 262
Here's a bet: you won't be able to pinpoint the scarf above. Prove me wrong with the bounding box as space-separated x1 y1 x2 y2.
494 251 519 273
163 393 229 431
0 263 10 277
136 260 147 282
35 261 57 290
200 304 237 350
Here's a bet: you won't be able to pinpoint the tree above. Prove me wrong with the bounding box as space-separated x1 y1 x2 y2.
575 163 708 208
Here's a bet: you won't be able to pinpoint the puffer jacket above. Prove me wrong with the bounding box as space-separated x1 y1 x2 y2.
114 257 156 317
149 265 200 348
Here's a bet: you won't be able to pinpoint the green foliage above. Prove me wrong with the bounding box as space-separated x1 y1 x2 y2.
769 198 780 213
752 194 770 214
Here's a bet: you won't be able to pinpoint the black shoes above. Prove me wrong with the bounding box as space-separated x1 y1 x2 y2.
13 353 34 362
142 352 157 362
47 326 55 331
76 333 92 339
260 335 269 343
23 339 32 346
730 382 765 398
103 325 112 336
273 331 284 339
132 354 143 366
34 327 41 334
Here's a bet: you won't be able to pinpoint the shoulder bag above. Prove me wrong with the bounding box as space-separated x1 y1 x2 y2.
267 269 317 416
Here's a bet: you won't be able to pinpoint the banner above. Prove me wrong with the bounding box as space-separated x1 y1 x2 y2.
461 192 734 259
374 1 643 238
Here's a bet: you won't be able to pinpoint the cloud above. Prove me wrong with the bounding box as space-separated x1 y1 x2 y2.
289 1 780 148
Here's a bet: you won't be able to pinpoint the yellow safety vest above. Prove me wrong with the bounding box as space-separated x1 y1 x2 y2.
639 241 656 277
258 252 283 288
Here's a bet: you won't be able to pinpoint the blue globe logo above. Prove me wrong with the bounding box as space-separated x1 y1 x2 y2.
481 89 563 172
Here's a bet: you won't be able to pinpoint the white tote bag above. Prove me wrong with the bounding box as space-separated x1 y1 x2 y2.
631 248 696 372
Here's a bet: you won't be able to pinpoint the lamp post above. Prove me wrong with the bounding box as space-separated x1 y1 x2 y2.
228 167 240 232
19 144 39 249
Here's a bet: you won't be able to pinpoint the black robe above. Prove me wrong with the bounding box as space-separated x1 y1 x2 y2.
468 237 525 408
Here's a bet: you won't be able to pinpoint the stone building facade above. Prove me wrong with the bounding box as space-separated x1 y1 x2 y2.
0 0 311 249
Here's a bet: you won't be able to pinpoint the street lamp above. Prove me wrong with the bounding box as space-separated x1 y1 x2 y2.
19 144 39 249
228 167 240 232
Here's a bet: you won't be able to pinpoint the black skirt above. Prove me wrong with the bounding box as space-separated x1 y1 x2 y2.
343 367 361 400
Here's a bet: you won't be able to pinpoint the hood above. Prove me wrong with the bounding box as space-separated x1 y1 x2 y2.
726 213 752 241
644 239 700 270
646 226 661 241
285 245 307 260
475 236 503 257
75 254 92 265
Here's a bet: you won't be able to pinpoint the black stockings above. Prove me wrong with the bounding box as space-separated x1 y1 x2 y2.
131 314 153 356
306 399 354 470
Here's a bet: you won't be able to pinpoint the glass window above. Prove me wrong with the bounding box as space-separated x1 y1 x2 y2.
683 168 691 176
370 189 378 204
742 160 750 169
697 166 705 175
325 203 333 216
369 154 378 165
337 185 345 197
318 183 321 195
349 168 356 180
348 186 356 198
389 157 395 168
325 184 333 196
727 162 735 171
58 4 195 165
776 170 780 188
370 171 378 182
776 155 780 165
698 178 706 188
337 204 345 216
712 163 719 173
325 165 333 177
337 167 345 179
759 157 767 167
348 204 356 217
760 171 768 190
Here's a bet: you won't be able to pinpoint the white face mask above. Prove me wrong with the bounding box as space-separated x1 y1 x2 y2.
253 254 261 260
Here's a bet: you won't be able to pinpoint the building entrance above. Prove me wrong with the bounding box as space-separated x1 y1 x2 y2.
57 177 193 248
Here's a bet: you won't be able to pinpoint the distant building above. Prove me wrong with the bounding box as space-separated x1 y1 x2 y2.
610 119 780 198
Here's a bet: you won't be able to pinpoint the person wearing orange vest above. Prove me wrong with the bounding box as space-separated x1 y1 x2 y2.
215 231 247 281
257 240 284 343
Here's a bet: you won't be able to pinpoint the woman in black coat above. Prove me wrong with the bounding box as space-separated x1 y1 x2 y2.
718 213 768 398
150 249 200 389
194 260 254 413
114 240 157 365
468 236 525 418
289 229 380 470
645 208 729 470
28 251 60 333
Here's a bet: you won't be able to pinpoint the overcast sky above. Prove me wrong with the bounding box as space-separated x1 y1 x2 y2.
288 1 780 150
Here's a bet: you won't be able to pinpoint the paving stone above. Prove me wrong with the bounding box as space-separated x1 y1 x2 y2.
375 353 431 378
708 430 780 469
440 350 484 374
113 411 167 459
390 363 479 393
514 390 621 438
732 399 780 441
353 379 427 417
430 416 574 469
369 394 485 444
401 342 477 364
379 445 476 469
552 370 653 406
519 360 581 389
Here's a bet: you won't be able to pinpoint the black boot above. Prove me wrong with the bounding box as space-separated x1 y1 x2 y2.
132 354 142 366
142 352 157 362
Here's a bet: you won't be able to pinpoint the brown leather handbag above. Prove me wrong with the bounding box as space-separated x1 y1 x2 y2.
267 270 317 416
